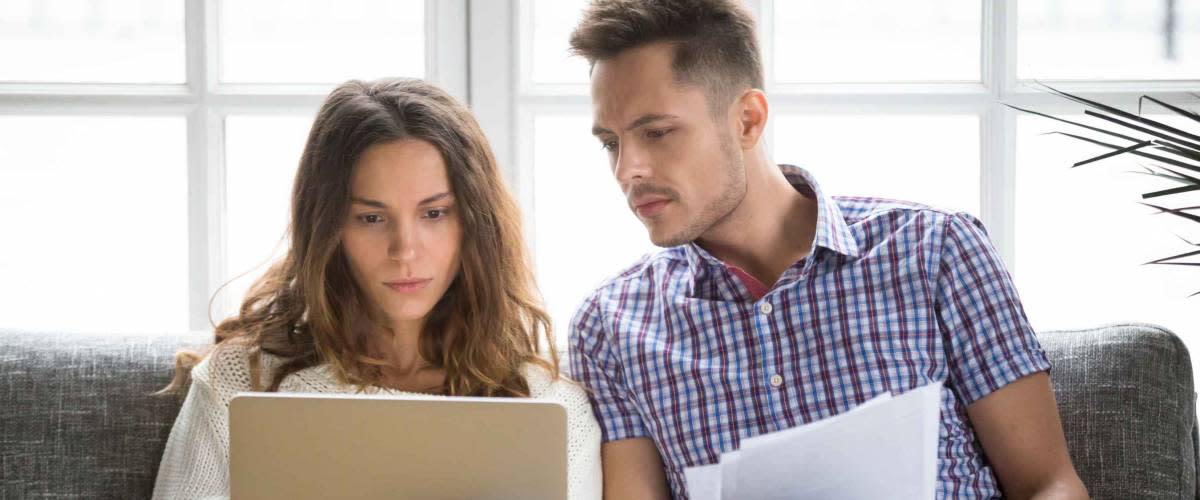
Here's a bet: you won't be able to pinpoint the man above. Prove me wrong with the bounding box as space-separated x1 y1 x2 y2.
565 1 1088 498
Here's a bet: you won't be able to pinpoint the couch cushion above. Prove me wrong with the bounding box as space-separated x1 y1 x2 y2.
1039 323 1197 499
0 329 207 500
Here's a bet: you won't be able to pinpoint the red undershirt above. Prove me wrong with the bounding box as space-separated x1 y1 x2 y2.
724 263 770 301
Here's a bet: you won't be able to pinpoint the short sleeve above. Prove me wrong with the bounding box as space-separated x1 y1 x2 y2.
935 212 1052 405
568 292 649 443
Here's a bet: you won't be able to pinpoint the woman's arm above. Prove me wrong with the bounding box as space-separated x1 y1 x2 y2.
151 363 232 500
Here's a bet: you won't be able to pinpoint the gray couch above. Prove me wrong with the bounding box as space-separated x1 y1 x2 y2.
1 323 1196 499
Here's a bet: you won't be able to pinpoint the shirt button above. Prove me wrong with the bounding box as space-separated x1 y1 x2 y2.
769 374 784 387
759 301 773 315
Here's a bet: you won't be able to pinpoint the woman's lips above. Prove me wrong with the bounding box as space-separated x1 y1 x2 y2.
384 279 432 293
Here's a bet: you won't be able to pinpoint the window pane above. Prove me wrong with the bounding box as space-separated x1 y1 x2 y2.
530 0 590 84
0 0 184 83
773 115 982 215
221 115 314 320
773 1 981 83
1015 114 1200 375
0 116 188 333
1018 0 1199 80
219 0 424 84
532 114 656 335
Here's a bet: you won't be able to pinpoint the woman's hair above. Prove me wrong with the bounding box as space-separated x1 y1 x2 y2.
161 78 557 397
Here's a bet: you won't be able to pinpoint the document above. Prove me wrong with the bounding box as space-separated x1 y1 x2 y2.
684 381 943 500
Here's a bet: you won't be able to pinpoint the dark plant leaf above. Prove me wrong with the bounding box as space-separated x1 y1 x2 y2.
1145 248 1200 265
1003 103 1142 143
1151 142 1200 162
1037 82 1200 143
1139 96 1200 124
1074 140 1152 168
1083 110 1200 152
1139 202 1200 224
1144 184 1200 199
1050 132 1200 174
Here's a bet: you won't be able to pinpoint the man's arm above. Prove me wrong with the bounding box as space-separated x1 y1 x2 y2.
601 438 672 500
966 372 1088 500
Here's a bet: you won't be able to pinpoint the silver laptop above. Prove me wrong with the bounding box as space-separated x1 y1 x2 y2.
229 392 568 500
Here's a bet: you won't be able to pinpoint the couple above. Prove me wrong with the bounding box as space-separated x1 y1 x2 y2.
154 1 1088 499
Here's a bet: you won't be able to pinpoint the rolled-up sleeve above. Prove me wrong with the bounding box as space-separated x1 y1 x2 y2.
935 212 1052 405
568 293 648 443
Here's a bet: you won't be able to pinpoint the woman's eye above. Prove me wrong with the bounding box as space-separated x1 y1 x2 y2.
359 214 383 224
423 208 447 220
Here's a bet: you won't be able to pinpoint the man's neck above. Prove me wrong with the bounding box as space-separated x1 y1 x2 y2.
697 157 818 289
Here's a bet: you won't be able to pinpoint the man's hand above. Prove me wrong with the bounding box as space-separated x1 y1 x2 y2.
967 372 1089 499
601 437 672 500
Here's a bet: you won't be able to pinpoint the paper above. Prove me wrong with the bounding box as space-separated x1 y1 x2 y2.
683 381 943 500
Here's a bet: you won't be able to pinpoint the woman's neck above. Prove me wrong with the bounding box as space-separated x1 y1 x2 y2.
365 317 446 393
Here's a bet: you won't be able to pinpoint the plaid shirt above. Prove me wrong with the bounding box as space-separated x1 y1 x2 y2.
568 165 1051 499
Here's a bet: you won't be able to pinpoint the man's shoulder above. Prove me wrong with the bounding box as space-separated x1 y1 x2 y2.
832 195 958 223
831 195 976 247
585 247 689 296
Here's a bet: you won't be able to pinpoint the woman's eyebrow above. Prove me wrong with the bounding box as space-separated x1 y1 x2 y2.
418 192 452 205
350 192 453 208
350 196 387 208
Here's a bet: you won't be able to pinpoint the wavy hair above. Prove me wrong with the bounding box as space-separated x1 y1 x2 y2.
161 78 557 397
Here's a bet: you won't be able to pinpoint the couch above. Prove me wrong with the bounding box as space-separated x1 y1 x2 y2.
1 323 1195 499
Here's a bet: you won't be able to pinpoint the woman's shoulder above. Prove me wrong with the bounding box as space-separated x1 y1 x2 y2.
522 363 589 409
191 339 284 396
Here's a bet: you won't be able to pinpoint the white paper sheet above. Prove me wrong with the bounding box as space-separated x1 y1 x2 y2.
681 381 943 500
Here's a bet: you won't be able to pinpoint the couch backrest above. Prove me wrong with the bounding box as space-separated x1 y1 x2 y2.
0 329 204 499
1039 323 1198 499
2 324 1196 499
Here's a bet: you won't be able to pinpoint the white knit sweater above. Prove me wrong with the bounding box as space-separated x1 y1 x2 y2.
151 343 602 499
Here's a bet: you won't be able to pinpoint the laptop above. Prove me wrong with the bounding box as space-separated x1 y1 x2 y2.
228 392 568 500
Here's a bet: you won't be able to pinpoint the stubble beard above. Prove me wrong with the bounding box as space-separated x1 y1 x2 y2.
652 131 747 248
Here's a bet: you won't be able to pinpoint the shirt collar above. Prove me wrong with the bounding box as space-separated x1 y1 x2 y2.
681 164 860 271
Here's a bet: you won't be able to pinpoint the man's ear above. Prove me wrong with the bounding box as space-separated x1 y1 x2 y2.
732 88 768 150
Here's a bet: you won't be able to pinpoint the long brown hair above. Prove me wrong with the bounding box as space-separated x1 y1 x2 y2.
162 78 557 397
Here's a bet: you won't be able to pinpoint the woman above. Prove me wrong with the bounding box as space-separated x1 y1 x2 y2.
151 78 602 499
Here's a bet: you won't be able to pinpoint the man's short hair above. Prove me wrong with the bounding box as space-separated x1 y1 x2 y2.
569 0 764 116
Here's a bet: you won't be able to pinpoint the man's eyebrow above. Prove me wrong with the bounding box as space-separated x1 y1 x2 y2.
592 113 679 136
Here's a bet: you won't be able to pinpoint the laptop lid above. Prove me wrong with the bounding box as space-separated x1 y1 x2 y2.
229 392 568 500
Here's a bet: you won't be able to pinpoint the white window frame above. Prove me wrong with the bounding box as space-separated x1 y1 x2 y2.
470 0 1200 278
0 0 468 332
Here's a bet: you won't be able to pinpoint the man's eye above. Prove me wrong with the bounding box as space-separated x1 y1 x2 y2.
646 128 671 139
601 140 618 152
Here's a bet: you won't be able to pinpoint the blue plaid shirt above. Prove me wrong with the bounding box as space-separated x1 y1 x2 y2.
569 165 1051 499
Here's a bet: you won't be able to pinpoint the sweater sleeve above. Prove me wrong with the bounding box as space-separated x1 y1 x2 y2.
151 356 234 500
548 376 604 500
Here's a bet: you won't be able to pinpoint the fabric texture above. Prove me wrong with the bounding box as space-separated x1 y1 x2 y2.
1038 323 1198 499
0 329 204 500
568 165 1053 499
150 341 602 500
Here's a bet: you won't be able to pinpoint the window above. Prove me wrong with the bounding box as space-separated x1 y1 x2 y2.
469 0 1200 362
0 0 466 333
5 1 1198 372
